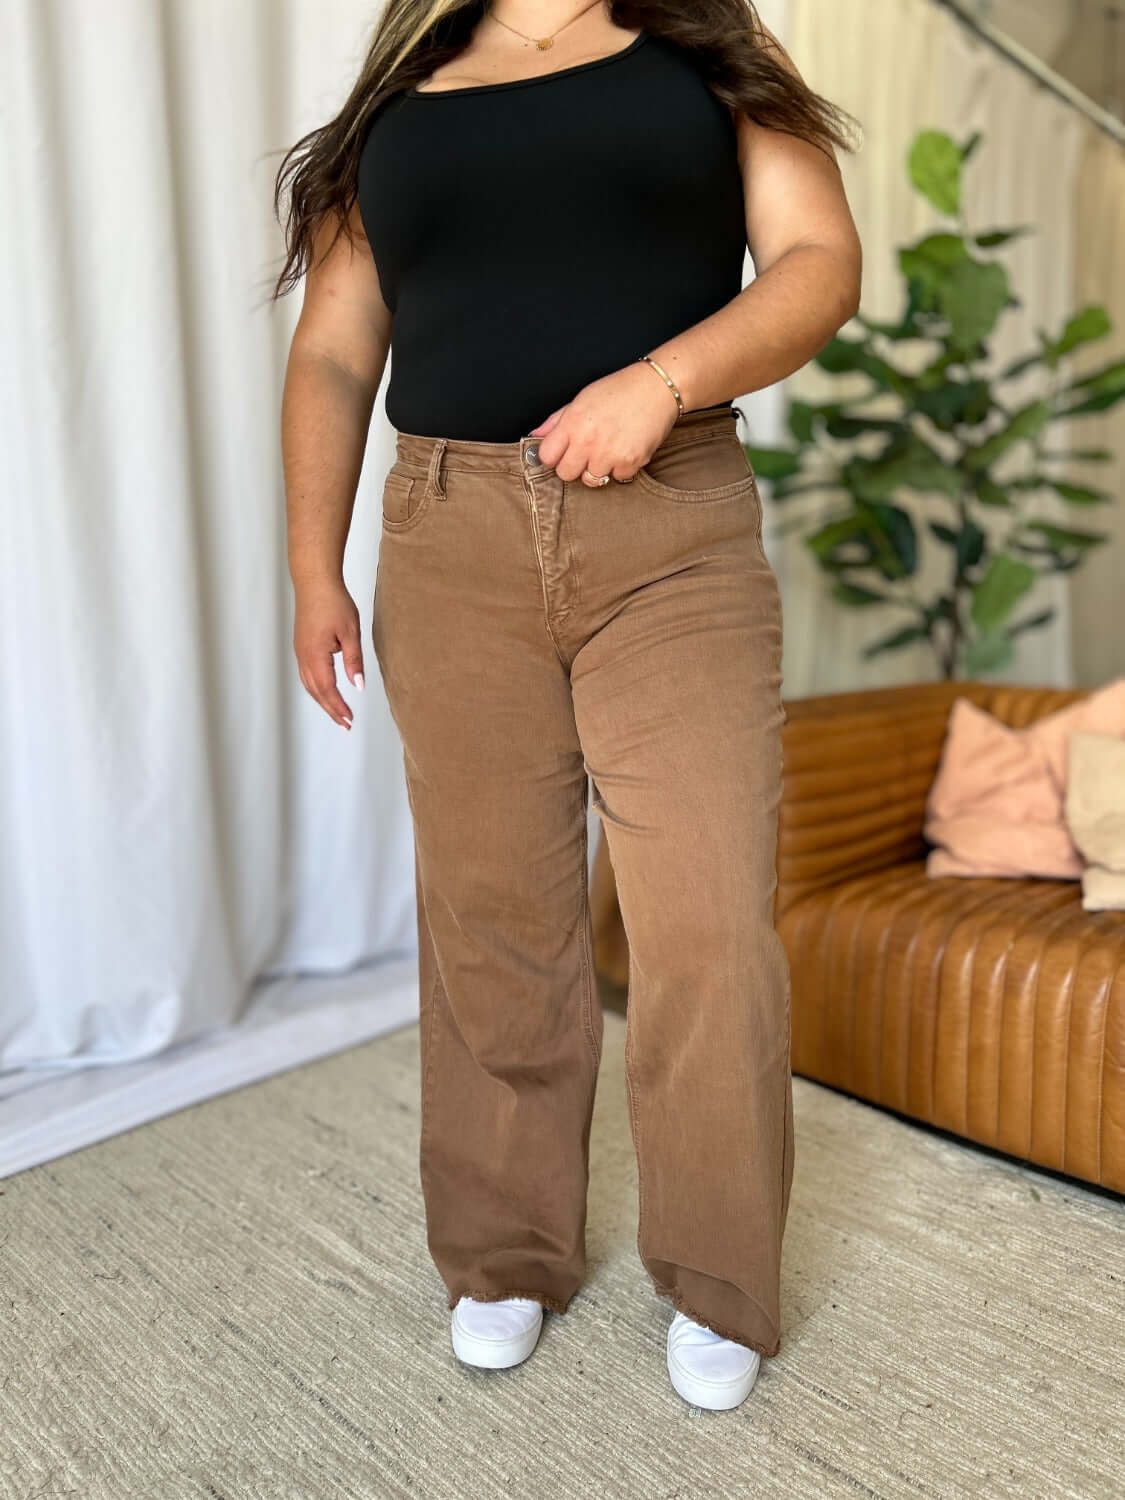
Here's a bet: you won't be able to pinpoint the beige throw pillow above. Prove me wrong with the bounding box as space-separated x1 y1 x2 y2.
1064 730 1125 911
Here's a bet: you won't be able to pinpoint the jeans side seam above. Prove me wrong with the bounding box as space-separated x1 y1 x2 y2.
623 949 647 1270
779 965 793 1263
577 796 602 1070
418 962 441 1198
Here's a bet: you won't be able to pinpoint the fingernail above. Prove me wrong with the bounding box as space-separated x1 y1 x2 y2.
342 717 352 730
355 673 365 692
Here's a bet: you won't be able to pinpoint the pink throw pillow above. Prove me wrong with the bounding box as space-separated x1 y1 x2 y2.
1023 678 1125 792
923 678 1125 880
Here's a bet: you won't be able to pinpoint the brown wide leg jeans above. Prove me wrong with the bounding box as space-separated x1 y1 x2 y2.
371 401 794 1358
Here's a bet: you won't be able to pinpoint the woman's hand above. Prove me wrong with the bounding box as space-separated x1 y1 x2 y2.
529 360 682 487
293 576 365 731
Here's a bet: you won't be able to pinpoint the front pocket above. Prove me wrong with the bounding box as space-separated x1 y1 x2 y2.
381 465 432 530
635 431 758 504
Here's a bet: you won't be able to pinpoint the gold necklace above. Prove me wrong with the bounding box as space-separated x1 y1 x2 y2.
487 0 606 51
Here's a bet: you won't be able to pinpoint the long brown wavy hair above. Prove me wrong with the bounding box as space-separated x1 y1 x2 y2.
271 0 861 301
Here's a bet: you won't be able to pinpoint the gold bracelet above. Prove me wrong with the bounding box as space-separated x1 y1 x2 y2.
638 354 685 417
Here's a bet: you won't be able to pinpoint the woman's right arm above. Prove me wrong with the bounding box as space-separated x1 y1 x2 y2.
281 200 392 730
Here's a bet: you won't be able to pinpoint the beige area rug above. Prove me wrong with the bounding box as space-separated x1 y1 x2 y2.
2 1010 1122 1500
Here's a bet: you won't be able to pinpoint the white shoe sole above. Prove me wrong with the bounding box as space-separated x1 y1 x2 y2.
667 1338 761 1410
450 1302 544 1369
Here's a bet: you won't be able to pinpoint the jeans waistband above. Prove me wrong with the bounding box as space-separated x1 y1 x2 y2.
393 402 745 483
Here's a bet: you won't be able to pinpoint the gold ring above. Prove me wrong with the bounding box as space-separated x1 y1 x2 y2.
583 468 611 487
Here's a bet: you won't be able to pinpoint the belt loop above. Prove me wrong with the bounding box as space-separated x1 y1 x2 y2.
425 438 448 502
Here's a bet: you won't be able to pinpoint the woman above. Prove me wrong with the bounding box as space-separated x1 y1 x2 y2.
274 0 861 1411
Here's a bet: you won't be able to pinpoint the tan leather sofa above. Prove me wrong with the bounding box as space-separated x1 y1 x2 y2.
591 681 1125 1195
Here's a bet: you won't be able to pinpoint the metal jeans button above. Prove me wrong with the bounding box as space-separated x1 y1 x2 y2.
525 444 539 466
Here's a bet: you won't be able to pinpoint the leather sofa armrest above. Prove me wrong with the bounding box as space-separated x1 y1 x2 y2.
776 681 975 919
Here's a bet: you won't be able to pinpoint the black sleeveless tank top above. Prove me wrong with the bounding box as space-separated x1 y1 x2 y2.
356 31 746 442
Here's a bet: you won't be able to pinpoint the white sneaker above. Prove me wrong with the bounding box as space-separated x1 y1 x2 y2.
666 1310 762 1409
450 1296 544 1369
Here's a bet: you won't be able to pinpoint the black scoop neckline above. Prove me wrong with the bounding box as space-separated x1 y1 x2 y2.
406 31 648 99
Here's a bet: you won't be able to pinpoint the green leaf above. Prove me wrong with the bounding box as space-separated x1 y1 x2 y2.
1049 481 1113 506
970 554 1036 632
814 336 904 390
741 444 802 481
845 433 962 499
1007 475 1051 491
855 307 924 342
862 623 931 659
1059 356 1125 399
913 378 992 431
898 234 968 308
959 520 987 570
1049 305 1112 363
960 131 983 164
807 501 920 582
786 401 819 444
898 279 933 333
831 581 890 607
823 415 905 439
806 513 871 562
973 476 1013 508
1040 448 1113 463
865 502 918 577
1022 521 1109 551
1055 387 1125 418
1000 351 1046 381
974 227 1033 248
769 476 823 502
1004 476 1109 502
943 258 1011 351
963 632 1015 675
909 130 962 216
854 311 904 336
965 400 1051 470
927 519 986 572
1007 608 1056 638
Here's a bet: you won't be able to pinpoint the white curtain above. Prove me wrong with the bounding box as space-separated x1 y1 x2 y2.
0 1 419 1129
774 0 1120 694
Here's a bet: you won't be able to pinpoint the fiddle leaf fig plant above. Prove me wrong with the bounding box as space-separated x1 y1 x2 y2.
744 127 1123 678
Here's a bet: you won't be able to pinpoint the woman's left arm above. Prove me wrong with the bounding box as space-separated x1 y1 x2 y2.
648 99 864 414
532 32 862 486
